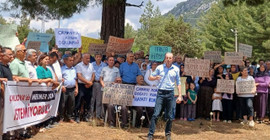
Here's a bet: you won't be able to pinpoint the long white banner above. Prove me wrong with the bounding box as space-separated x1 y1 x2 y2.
2 81 61 133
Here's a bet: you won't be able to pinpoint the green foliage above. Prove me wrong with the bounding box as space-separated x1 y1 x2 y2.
223 0 265 6
17 14 32 43
198 1 270 60
2 0 90 20
124 23 136 39
129 0 202 57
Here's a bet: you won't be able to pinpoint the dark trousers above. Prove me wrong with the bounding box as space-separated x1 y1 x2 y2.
197 86 213 118
104 104 128 126
233 93 242 120
91 82 103 119
239 97 254 117
60 88 75 120
134 106 154 127
254 93 268 119
180 103 188 119
75 83 92 118
222 99 233 121
187 104 196 119
148 90 174 136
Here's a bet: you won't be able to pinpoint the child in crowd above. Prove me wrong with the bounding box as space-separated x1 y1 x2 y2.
212 88 223 121
180 94 188 121
187 82 197 121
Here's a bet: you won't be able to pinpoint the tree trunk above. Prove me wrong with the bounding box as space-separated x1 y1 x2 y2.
101 0 126 43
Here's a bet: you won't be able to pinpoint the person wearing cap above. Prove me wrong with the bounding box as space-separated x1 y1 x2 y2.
90 53 107 121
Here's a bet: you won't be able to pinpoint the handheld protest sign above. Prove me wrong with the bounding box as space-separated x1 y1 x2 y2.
174 77 187 96
88 43 107 55
26 32 53 52
55 28 81 48
149 46 171 62
0 24 20 50
216 79 235 94
27 41 41 52
204 51 222 63
239 43 252 58
81 36 104 53
106 36 134 55
184 58 210 77
236 80 256 94
132 86 157 107
224 52 244 65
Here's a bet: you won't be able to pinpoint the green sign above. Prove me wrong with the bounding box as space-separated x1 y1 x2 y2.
149 46 172 62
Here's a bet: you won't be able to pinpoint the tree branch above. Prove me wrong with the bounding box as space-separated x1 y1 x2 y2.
126 1 144 8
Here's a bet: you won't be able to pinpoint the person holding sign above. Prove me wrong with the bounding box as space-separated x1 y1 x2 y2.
237 67 256 127
147 53 182 140
254 64 270 123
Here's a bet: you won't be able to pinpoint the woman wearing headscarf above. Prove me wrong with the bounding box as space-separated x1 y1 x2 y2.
197 69 216 119
254 64 270 123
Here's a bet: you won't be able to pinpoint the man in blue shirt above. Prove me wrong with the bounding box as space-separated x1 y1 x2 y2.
148 52 182 140
91 53 107 121
120 52 142 84
119 52 142 128
61 54 78 123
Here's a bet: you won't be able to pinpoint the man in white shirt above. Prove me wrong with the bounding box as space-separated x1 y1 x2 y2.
75 53 95 123
25 49 38 79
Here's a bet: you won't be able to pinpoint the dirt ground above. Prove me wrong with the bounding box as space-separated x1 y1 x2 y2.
29 119 270 140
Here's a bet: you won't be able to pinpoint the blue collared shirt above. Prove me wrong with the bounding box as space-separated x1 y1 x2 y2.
92 61 107 81
120 62 142 84
152 64 181 90
61 65 77 88
173 62 183 71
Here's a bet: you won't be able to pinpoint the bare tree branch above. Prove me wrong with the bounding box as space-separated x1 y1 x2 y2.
126 1 144 8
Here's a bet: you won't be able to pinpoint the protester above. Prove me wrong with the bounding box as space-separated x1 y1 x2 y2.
100 56 122 127
120 52 142 128
60 54 78 123
187 82 197 121
140 62 147 77
147 52 182 140
0 47 14 81
212 88 223 121
144 61 159 86
9 45 33 84
237 67 255 127
91 53 107 121
254 64 270 123
173 55 183 69
25 49 38 79
75 53 95 123
222 74 234 123
197 69 216 119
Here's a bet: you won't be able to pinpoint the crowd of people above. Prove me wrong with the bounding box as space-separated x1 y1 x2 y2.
1 44 270 139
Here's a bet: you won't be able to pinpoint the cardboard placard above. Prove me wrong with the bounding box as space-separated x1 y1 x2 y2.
55 28 81 48
88 43 107 55
224 52 243 65
0 24 20 50
216 79 235 94
27 41 41 52
149 46 172 62
81 36 104 53
174 77 187 96
236 80 256 94
239 43 252 58
102 83 135 106
26 32 53 52
204 51 222 63
106 36 134 55
132 86 157 107
184 58 210 77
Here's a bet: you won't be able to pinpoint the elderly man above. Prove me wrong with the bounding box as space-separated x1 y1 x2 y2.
100 56 122 127
119 52 142 128
75 53 95 123
0 47 13 81
9 45 32 84
60 54 78 123
90 53 107 121
173 55 183 70
25 49 38 79
147 52 182 140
